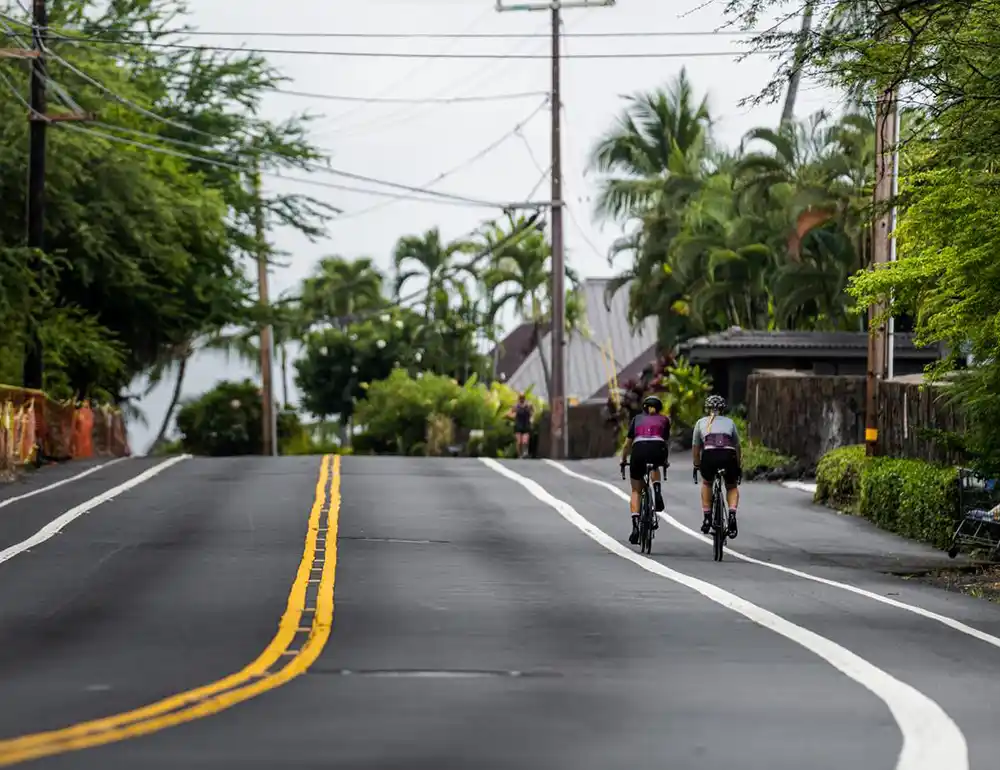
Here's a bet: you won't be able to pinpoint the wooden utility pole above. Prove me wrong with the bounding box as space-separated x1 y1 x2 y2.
5 1 93 389
22 0 48 390
866 88 897 456
251 159 277 457
495 0 614 460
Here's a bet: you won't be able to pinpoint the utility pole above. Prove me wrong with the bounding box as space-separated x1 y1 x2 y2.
251 158 277 457
866 87 897 456
22 0 48 390
495 0 614 460
4 1 93 389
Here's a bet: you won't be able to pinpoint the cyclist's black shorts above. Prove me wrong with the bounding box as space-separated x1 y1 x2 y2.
699 448 740 486
629 440 668 481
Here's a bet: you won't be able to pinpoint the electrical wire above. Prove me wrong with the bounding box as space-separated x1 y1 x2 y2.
559 25 607 264
48 121 530 208
272 88 549 104
11 28 770 40
34 44 539 208
324 17 551 139
3 22 774 40
320 4 494 127
35 38 775 59
333 97 550 221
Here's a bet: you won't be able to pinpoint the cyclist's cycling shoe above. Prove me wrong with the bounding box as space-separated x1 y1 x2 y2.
652 513 659 530
629 515 640 544
700 513 712 534
653 487 665 512
727 512 738 539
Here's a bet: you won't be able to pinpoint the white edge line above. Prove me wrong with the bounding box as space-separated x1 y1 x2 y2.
482 457 967 770
0 457 130 511
541 459 1000 652
0 454 191 566
782 480 818 493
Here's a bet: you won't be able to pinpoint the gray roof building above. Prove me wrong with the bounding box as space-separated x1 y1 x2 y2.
506 278 657 402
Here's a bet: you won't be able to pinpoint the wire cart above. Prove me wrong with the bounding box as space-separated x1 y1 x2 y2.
948 469 1000 560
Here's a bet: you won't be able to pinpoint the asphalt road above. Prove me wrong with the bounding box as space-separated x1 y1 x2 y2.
0 454 998 769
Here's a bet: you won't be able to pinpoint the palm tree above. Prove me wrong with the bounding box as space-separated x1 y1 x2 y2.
300 256 384 328
589 68 714 223
392 228 476 315
483 215 580 392
588 70 718 347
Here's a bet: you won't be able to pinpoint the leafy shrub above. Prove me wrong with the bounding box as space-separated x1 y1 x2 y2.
352 369 542 456
815 445 868 512
607 354 711 446
859 459 959 550
176 379 299 456
814 445 959 550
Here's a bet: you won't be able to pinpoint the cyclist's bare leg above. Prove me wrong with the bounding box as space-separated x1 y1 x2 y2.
725 483 740 537
628 478 643 543
649 467 665 512
700 478 713 533
629 478 643 513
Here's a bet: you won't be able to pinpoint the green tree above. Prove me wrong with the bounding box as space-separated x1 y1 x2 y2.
392 227 476 314
0 0 331 405
299 256 385 328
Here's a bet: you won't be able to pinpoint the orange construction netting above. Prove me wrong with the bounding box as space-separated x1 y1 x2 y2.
0 385 130 471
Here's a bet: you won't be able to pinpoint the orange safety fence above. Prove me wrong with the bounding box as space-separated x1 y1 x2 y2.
0 385 130 471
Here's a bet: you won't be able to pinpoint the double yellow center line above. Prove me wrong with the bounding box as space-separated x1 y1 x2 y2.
0 454 341 766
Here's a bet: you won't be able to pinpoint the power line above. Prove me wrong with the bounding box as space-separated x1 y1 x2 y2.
317 18 551 138
11 27 768 40
46 120 530 208
33 44 537 209
38 38 775 59
272 88 549 104
334 97 550 221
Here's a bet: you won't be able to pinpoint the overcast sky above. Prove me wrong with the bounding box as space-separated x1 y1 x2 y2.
129 0 841 452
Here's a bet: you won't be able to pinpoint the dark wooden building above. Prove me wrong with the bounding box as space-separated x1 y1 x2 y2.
678 329 943 408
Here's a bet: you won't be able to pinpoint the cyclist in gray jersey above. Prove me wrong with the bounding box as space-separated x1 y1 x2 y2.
692 394 742 538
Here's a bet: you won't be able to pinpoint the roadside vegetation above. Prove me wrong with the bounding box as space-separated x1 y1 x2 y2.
6 0 1000 495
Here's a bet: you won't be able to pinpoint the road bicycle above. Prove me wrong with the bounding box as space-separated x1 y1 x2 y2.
694 467 728 561
626 461 666 554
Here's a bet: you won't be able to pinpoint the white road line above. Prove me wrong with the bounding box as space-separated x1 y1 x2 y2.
782 480 818 494
0 455 191 566
543 459 1000 652
0 457 129 511
481 457 967 770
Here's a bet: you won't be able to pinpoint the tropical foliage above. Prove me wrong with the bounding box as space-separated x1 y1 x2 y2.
720 0 1000 474
593 68 878 347
0 0 327 411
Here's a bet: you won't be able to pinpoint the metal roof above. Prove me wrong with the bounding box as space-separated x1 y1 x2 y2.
679 328 935 357
506 278 657 401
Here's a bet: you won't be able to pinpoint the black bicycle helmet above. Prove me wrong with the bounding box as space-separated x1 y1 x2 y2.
704 394 727 414
642 395 663 413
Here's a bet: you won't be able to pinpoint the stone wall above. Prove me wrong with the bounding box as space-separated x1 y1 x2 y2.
747 371 966 465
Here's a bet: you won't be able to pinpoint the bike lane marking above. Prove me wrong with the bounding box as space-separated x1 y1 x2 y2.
0 457 129 512
544 459 1000 652
482 457 968 770
0 456 189 566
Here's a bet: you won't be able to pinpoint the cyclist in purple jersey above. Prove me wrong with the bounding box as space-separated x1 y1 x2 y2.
619 395 670 544
692 394 742 538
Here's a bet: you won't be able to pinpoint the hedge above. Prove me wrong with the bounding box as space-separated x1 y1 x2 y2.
815 445 868 513
814 444 959 550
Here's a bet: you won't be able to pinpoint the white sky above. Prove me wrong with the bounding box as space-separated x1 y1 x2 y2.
130 0 843 451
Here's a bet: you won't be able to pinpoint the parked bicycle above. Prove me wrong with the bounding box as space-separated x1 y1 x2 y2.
694 467 728 561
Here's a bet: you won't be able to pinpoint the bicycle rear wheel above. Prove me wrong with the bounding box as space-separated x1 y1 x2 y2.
712 482 726 562
639 491 652 554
